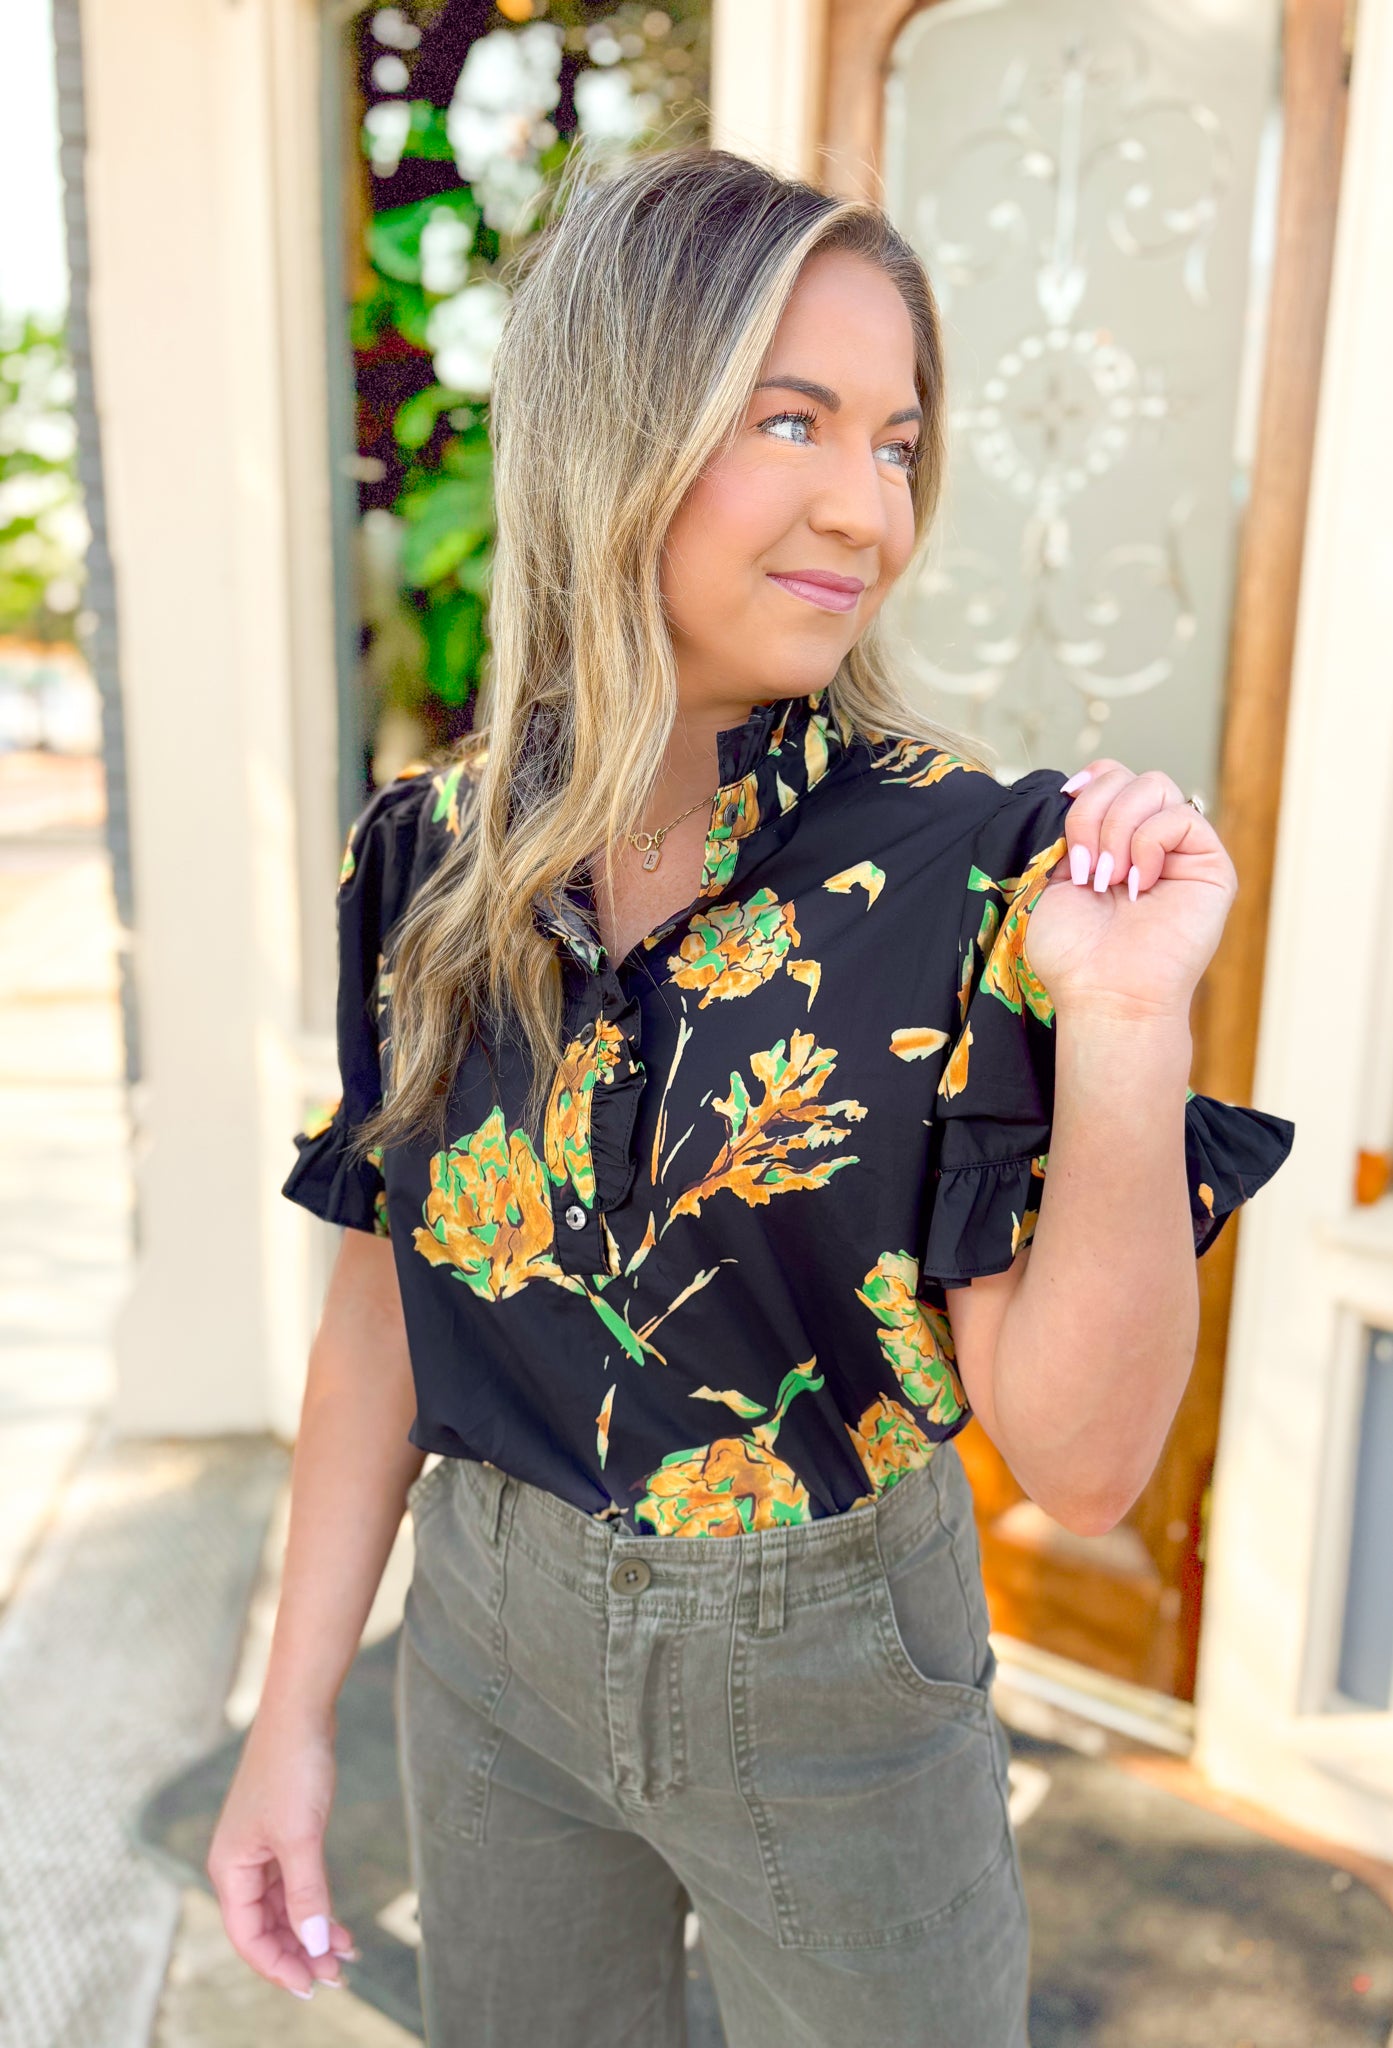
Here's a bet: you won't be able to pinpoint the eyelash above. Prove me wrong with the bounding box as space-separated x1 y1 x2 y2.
759 408 920 473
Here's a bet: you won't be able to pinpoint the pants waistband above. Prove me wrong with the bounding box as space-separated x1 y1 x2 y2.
452 1447 962 1631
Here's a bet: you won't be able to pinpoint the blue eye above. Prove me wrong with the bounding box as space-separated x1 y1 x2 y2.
759 408 919 473
760 408 818 444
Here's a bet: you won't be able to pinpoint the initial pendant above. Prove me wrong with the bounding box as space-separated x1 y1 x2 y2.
642 846 662 872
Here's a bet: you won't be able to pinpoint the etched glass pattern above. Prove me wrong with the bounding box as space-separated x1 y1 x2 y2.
882 0 1283 791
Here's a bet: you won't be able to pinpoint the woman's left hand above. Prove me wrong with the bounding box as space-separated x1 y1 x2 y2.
1023 758 1238 1024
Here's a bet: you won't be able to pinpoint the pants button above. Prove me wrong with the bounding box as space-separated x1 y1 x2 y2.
611 1557 652 1593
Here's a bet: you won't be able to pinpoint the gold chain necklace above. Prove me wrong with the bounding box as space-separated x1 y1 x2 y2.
625 793 715 872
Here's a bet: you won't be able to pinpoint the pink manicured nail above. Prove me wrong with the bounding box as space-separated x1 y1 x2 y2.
286 1984 315 2000
300 1916 330 1957
1060 769 1092 794
1069 843 1091 885
1127 863 1140 902
1093 850 1114 893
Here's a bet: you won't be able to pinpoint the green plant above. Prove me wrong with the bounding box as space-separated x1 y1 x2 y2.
0 311 87 643
353 1 708 737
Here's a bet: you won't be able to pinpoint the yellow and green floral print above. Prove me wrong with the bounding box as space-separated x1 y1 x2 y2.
283 690 1295 1540
856 1252 966 1426
938 829 1067 1102
1011 1154 1049 1256
667 888 805 1007
846 1394 938 1502
633 1362 823 1535
300 1094 340 1141
877 741 988 790
413 1107 572 1302
979 836 1067 1023
668 1032 865 1222
543 1019 626 1207
699 773 761 896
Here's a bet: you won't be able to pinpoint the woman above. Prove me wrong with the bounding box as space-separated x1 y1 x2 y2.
208 147 1294 2044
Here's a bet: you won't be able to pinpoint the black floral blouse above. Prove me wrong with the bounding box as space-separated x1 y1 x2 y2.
283 691 1295 1536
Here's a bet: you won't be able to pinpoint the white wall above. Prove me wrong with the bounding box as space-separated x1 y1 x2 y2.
82 0 341 1439
1195 0 1393 1859
709 0 824 179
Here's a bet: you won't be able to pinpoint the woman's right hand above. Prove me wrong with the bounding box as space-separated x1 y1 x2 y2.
206 1709 358 2000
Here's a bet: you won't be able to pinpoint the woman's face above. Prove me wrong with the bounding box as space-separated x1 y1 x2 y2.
659 247 923 721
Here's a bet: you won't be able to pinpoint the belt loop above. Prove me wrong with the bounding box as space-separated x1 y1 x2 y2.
755 1529 787 1635
476 1459 509 1545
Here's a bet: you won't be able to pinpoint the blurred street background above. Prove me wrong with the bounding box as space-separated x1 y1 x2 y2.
3 0 1393 2040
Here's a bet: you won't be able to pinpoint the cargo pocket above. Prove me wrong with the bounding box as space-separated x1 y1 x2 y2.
730 1529 1012 1950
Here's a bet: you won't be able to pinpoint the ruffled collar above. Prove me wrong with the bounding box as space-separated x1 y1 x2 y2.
535 687 852 968
698 687 850 900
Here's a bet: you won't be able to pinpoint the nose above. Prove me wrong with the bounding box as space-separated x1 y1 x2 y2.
807 442 891 557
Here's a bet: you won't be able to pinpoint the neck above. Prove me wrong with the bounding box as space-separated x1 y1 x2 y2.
642 690 760 830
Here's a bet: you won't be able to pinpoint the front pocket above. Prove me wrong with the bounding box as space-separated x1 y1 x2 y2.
395 1624 505 1845
730 1571 1013 1951
399 1472 510 1843
406 1453 453 1519
872 1488 996 1709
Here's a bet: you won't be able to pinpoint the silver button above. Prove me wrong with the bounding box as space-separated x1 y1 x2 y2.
564 1203 587 1231
611 1556 652 1594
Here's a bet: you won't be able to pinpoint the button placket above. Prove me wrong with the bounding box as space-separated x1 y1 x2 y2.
552 1184 602 1274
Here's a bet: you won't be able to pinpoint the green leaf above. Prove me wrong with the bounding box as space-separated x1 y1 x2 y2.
440 436 494 486
537 135 572 179
360 101 454 170
398 102 456 162
453 545 493 600
393 384 464 453
368 189 479 287
397 466 492 524
356 274 431 351
398 478 494 587
421 592 484 707
349 291 387 350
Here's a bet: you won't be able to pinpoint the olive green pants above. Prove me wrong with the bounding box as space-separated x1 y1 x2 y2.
395 1442 1030 2046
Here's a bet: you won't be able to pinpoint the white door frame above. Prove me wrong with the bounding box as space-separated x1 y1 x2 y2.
1194 0 1393 1861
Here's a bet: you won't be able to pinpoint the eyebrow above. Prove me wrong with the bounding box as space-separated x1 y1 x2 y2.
753 377 922 428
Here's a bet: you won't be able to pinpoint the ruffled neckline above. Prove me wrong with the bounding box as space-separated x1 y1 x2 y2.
534 688 852 969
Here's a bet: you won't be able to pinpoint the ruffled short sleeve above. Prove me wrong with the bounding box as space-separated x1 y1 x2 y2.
920 768 1296 1288
281 765 449 1236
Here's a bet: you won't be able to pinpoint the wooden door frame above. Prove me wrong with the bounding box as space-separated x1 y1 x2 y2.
817 0 1349 1698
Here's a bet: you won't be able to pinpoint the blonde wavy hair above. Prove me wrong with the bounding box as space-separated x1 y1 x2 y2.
354 143 985 1160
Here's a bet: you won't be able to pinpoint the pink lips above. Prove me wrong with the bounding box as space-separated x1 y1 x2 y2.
766 569 866 615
